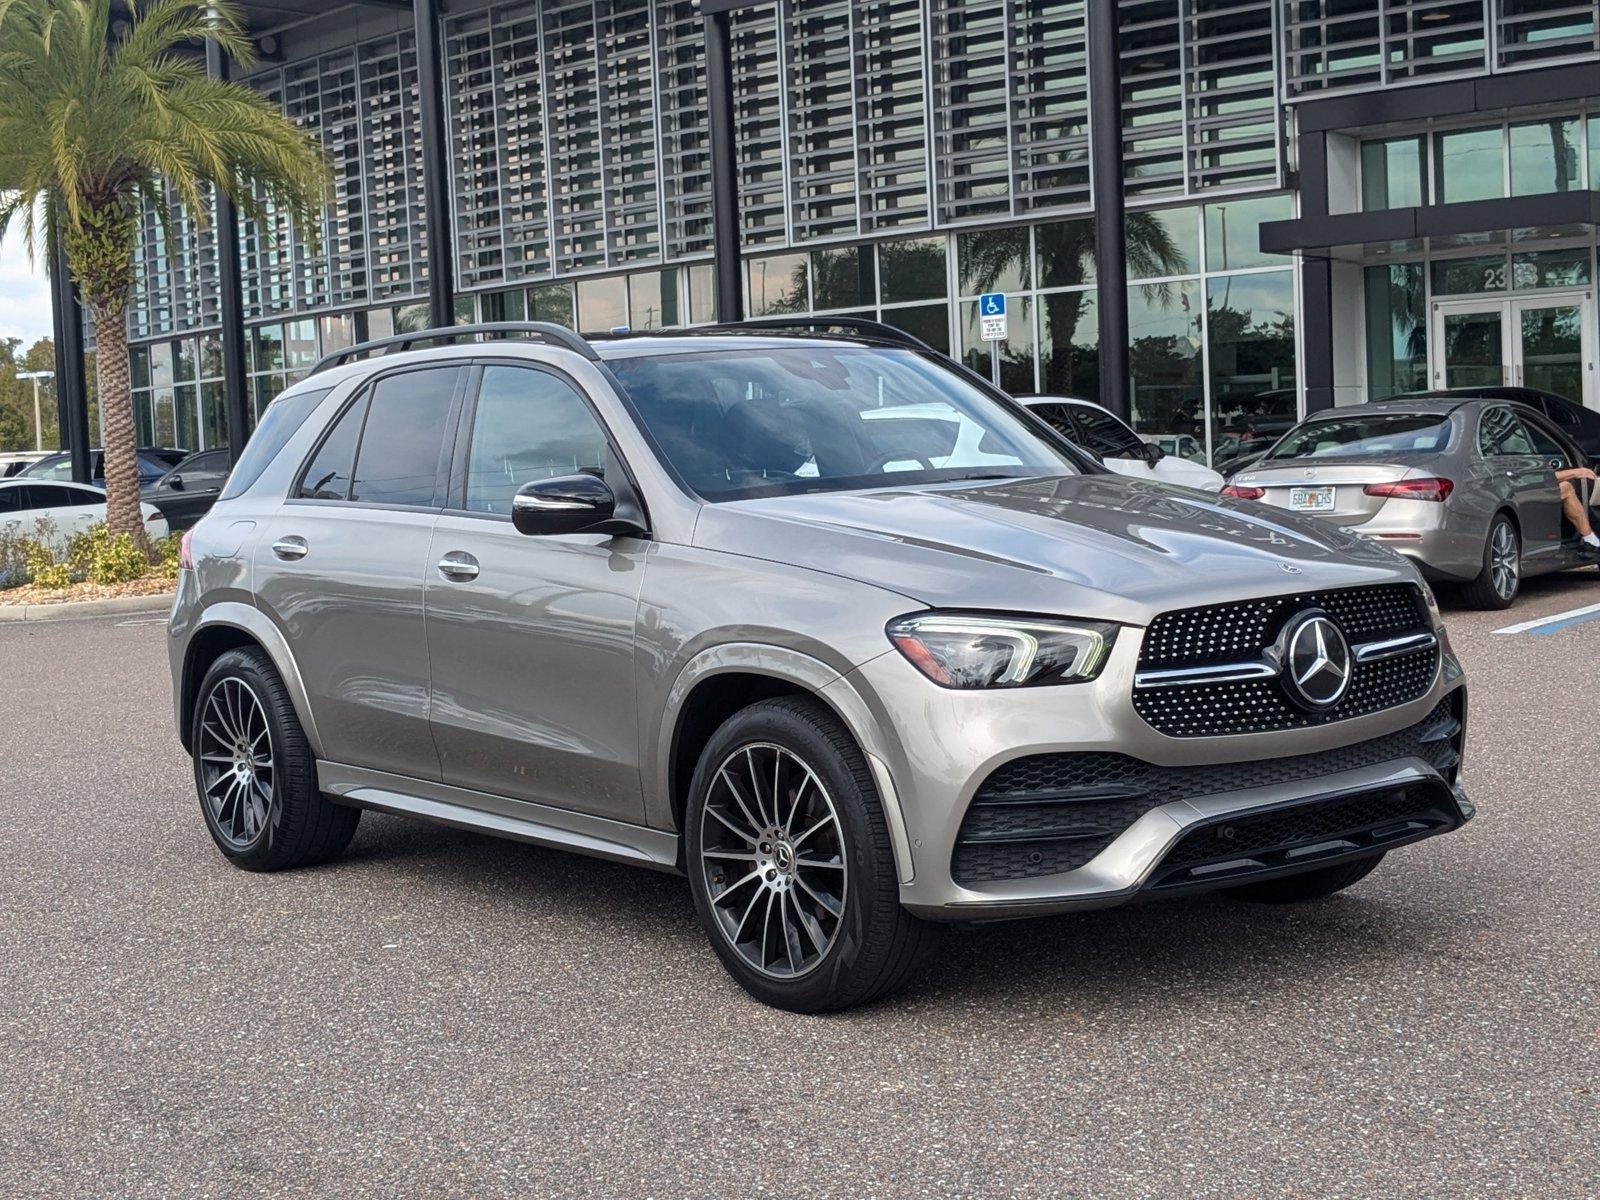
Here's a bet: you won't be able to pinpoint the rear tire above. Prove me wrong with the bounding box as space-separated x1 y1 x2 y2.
1461 514 1520 610
1223 851 1385 904
684 696 938 1013
190 647 359 871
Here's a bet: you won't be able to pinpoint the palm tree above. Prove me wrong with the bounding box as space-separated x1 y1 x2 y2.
0 0 328 545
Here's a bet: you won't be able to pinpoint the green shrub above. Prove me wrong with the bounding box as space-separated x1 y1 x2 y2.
68 524 150 586
151 533 183 579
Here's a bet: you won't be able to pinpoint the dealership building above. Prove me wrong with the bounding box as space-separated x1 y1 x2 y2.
45 0 1600 469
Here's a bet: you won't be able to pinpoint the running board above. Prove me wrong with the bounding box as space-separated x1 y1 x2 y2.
317 762 681 873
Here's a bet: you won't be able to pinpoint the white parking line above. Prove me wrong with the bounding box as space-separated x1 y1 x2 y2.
1494 601 1600 636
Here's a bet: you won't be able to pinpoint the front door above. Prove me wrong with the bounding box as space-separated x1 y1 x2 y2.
1432 290 1596 408
424 361 649 823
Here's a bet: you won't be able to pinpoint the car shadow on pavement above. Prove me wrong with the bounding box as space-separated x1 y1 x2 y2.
332 810 1456 1017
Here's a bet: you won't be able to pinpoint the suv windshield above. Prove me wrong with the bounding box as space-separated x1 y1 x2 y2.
610 347 1075 500
1266 414 1452 461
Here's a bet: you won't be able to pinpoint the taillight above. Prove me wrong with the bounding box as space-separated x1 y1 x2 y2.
1364 477 1454 502
179 528 195 570
1220 484 1265 500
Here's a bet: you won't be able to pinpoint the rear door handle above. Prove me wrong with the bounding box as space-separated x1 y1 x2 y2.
437 551 480 581
271 536 308 561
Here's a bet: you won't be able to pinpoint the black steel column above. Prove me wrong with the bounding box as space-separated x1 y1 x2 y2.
1297 131 1336 414
413 0 456 331
206 41 252 461
49 231 92 483
1088 0 1130 421
704 1 744 323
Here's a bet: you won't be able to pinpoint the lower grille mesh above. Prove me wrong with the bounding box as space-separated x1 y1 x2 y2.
951 694 1462 885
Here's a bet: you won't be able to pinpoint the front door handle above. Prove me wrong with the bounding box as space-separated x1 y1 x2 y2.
437 551 480 581
272 535 308 561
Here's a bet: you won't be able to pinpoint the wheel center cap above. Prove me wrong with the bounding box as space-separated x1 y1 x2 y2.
773 841 796 874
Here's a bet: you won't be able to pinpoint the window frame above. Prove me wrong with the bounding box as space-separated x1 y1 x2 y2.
288 362 469 513
442 356 651 530
1476 404 1538 459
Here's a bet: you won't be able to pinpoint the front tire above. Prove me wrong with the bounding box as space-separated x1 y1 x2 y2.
1461 514 1520 609
685 697 937 1012
190 647 359 871
1223 851 1384 903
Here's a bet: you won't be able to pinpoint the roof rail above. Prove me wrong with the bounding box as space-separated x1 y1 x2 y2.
605 316 938 354
307 321 599 376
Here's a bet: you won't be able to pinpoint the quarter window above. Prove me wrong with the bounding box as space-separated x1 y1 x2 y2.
298 393 369 500
463 366 610 515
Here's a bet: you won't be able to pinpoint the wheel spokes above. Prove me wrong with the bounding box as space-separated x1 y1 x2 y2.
198 675 275 849
699 741 848 981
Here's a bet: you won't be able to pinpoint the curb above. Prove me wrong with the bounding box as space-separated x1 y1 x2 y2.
0 592 177 623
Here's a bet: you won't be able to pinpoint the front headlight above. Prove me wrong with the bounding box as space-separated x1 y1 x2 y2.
886 612 1119 689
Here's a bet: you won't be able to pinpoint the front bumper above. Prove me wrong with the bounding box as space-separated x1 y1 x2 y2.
830 626 1469 922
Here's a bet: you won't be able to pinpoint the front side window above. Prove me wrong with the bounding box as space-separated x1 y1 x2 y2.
349 368 460 506
1268 414 1453 461
610 347 1077 501
1070 406 1146 458
1477 406 1536 457
464 366 610 515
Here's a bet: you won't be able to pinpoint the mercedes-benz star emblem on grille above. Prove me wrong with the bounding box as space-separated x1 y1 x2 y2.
1282 611 1352 710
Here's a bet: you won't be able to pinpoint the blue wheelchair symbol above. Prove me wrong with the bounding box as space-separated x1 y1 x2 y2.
980 293 1006 317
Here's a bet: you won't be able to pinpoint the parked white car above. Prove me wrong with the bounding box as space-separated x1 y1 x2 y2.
0 479 170 549
1021 396 1225 491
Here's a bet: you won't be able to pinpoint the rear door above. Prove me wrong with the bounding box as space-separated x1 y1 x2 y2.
252 363 466 781
1478 404 1562 552
152 451 230 530
423 360 649 822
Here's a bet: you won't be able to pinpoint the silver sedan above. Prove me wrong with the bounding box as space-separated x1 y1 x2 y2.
1224 396 1597 608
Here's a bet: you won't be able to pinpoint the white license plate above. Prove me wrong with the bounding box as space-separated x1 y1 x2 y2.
1289 485 1336 512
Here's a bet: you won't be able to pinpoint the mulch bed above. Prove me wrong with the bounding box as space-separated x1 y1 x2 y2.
0 575 177 607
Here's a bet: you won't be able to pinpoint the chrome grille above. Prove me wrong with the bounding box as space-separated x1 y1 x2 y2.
1134 584 1436 738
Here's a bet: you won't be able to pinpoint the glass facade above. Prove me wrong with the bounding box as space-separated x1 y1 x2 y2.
99 2 1600 469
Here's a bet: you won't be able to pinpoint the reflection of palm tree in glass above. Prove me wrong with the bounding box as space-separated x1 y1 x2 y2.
959 215 1187 394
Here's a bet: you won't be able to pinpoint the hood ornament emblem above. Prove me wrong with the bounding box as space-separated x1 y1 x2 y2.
1279 611 1352 710
1278 562 1303 574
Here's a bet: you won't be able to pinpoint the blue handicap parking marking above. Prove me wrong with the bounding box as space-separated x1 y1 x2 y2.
979 292 1006 317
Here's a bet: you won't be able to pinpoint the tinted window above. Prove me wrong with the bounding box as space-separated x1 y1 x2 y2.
298 394 369 500
1269 414 1452 460
464 367 609 515
1026 403 1083 441
1070 405 1146 457
610 348 1076 501
1478 406 1535 456
26 485 88 509
0 487 22 513
20 455 72 481
1520 416 1569 461
222 387 332 500
350 367 459 506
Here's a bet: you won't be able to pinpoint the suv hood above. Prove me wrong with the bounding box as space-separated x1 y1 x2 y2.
695 474 1416 626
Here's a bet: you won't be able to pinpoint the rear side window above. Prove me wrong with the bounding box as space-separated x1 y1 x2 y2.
1026 404 1082 441
298 394 369 500
463 366 609 515
1477 406 1535 457
350 367 461 506
220 387 332 500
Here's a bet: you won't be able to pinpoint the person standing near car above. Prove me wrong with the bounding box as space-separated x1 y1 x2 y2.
1557 466 1600 550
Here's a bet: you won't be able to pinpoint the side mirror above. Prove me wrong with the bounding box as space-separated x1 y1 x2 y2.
1141 442 1165 466
511 473 646 538
166 474 185 491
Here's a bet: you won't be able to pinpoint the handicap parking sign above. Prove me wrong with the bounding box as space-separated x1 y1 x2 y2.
979 292 1007 341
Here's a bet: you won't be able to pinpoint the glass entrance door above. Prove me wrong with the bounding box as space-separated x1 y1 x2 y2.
1431 291 1595 408
1515 299 1586 402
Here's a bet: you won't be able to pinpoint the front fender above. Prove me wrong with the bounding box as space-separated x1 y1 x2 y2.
647 642 915 883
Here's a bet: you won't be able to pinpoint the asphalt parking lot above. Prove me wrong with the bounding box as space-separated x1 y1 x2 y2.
2 580 1598 1198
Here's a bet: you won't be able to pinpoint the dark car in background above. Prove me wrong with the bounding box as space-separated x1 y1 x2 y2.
145 449 232 531
1392 387 1600 464
19 447 187 488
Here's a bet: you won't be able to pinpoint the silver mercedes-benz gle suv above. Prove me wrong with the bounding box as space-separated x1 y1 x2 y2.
168 320 1471 1012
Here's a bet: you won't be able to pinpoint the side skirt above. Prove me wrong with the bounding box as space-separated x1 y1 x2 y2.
317 762 682 874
